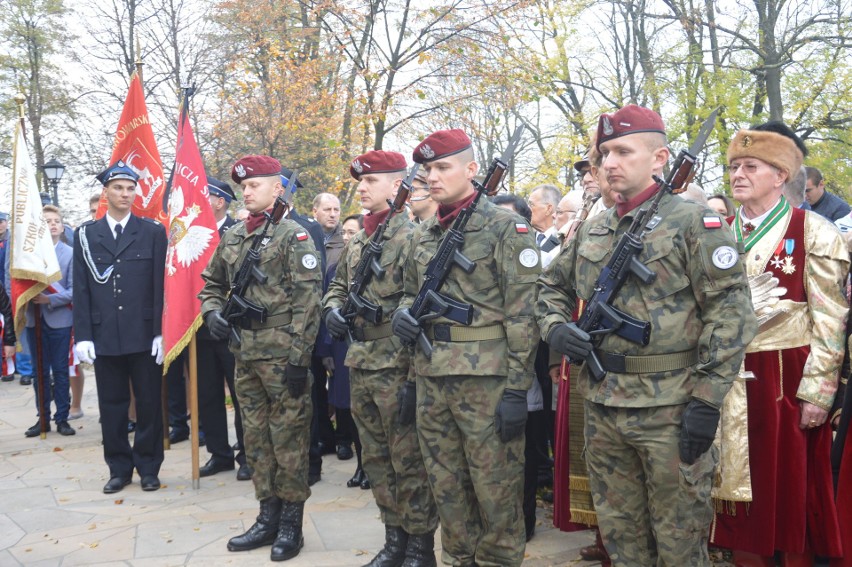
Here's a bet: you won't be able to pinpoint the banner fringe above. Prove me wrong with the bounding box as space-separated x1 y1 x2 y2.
162 314 203 375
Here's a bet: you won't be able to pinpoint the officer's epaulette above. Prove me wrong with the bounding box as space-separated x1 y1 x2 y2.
78 219 96 229
139 217 161 226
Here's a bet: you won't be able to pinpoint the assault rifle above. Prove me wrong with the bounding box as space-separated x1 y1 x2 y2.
220 171 300 347
405 126 524 358
574 109 718 381
340 165 419 344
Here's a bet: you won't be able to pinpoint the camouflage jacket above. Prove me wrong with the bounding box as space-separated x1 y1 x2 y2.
198 218 322 366
322 211 414 371
537 192 757 408
398 198 540 389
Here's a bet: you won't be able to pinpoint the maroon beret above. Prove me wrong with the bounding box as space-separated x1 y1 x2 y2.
412 129 472 164
596 105 666 150
231 155 282 184
350 150 408 180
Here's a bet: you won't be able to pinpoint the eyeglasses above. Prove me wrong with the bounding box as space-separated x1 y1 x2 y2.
410 195 431 202
556 209 577 215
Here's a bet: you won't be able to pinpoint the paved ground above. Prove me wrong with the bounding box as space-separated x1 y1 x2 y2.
0 370 601 566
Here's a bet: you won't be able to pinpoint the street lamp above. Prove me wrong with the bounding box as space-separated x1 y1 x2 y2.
42 158 65 206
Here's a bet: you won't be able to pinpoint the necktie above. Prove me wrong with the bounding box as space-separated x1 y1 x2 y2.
114 223 123 241
536 233 546 248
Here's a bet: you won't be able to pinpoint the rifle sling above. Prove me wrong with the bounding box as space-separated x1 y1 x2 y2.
596 349 698 374
242 312 292 331
426 323 505 343
352 322 394 342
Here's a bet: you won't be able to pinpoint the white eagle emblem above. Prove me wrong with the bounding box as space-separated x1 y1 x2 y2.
166 190 216 276
234 163 246 179
602 116 614 136
351 159 363 174
420 144 435 159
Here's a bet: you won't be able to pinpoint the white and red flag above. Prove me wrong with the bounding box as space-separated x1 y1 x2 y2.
161 95 218 373
96 71 167 223
9 117 60 337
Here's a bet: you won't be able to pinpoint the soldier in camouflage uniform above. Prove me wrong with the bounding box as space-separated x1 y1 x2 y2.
199 155 322 562
536 106 757 566
391 129 539 567
324 150 439 567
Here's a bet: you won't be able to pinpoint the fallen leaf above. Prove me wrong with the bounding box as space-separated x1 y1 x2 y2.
114 499 124 505
53 447 63 452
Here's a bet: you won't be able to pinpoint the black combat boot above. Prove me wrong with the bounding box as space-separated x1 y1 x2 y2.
364 525 408 567
401 530 437 567
227 497 281 551
270 500 305 561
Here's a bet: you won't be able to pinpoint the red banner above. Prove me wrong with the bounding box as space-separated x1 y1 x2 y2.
161 102 219 373
97 72 167 223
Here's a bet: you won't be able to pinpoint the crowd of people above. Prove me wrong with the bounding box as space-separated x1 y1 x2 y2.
5 103 852 567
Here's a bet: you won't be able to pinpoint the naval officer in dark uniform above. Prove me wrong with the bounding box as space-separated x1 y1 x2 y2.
73 161 168 494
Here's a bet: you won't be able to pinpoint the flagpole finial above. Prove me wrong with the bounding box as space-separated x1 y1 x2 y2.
13 93 25 118
134 39 144 84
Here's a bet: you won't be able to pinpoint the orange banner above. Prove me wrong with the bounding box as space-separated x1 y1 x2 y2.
97 72 167 223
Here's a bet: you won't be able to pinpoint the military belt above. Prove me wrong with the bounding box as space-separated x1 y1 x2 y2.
244 312 292 330
352 322 394 342
598 349 698 374
426 324 505 343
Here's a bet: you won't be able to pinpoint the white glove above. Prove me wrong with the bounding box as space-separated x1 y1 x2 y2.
74 341 96 364
151 335 164 365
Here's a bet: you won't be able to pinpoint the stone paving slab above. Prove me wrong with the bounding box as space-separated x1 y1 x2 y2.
0 369 602 566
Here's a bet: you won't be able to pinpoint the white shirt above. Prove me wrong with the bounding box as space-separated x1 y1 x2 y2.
105 212 131 238
739 198 781 229
538 226 560 269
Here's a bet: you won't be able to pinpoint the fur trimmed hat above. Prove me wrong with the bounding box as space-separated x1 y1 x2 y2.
726 125 804 179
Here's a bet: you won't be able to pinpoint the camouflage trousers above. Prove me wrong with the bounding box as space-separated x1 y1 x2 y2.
417 375 525 567
584 401 716 567
350 367 438 535
235 359 313 502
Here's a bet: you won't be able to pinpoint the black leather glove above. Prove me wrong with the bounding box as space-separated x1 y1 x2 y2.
397 381 417 426
391 308 421 344
547 323 593 362
285 363 308 398
679 399 720 464
325 308 349 341
204 311 232 341
495 388 528 443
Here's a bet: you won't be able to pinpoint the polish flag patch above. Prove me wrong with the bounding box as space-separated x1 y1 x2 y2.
296 231 309 241
515 223 529 233
703 216 722 229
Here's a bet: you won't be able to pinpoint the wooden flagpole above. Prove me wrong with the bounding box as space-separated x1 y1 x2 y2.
189 335 199 488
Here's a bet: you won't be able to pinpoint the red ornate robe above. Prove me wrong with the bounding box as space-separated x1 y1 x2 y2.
712 204 848 556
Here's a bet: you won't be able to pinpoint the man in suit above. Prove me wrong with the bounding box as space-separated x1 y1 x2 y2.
73 161 168 494
196 176 250 480
24 205 74 437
